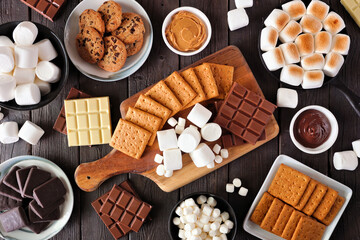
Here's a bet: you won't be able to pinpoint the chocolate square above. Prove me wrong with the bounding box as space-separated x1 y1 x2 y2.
3 166 21 193
23 168 51 199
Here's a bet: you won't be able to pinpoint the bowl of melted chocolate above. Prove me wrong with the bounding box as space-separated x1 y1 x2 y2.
290 106 339 154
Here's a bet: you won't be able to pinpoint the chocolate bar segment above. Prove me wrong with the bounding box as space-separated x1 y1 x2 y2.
33 177 66 208
16 166 37 197
20 0 67 22
29 207 60 223
0 206 29 232
23 168 51 199
30 197 65 219
0 180 22 201
3 166 21 193
0 195 22 211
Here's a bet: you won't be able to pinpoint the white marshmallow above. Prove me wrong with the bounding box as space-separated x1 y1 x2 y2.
173 217 181 225
0 36 14 48
315 31 332 54
0 75 16 102
262 47 285 71
302 71 324 89
207 197 217 207
0 47 14 73
220 212 229 222
178 117 186 127
15 83 41 106
331 34 350 55
189 125 198 131
282 0 306 20
280 64 304 86
164 169 173 178
185 222 194 231
323 52 344 77
333 151 358 171
183 207 194 216
35 61 61 83
208 230 217 237
352 140 360 158
210 222 220 231
206 161 215 169
193 206 201 216
239 187 248 196
265 9 290 31
13 67 35 85
168 117 177 127
213 237 221 240
190 143 216 168
175 124 185 135
226 184 234 193
178 229 185 239
180 202 186 208
214 155 223 164
212 208 221 218
219 224 229 234
277 88 298 108
200 232 208 239
163 148 182 171
200 214 210 224
14 45 38 69
18 120 44 145
227 8 249 31
213 144 221 154
301 53 325 70
185 198 196 207
233 178 242 187
300 15 322 34
13 21 38 46
187 103 212 128
197 195 207 205
235 0 253 8
307 0 329 21
192 228 202 236
34 77 51 96
34 39 58 61
201 123 222 142
279 20 302 43
323 12 345 35
0 113 4 121
0 122 19 144
202 204 213 216
156 164 165 176
260 26 278 52
279 42 300 64
185 230 192 238
220 149 229 159
154 153 163 164
203 224 211 232
186 214 197 223
225 220 234 229
178 127 201 153
220 234 228 240
157 129 178 151
175 206 183 216
295 33 314 57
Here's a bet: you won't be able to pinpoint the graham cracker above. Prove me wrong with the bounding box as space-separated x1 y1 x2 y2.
193 63 219 100
134 94 171 128
125 107 162 146
260 198 284 232
302 183 328 216
164 71 197 106
110 119 151 159
313 187 338 221
268 164 311 206
295 179 318 211
291 216 326 240
208 63 234 99
281 210 305 240
321 195 345 226
145 80 182 116
272 204 294 236
180 68 206 108
250 192 274 225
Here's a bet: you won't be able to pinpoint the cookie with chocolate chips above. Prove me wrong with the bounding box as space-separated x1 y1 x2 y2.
79 9 105 36
125 36 144 56
98 0 123 33
76 27 105 64
112 12 145 44
98 36 127 72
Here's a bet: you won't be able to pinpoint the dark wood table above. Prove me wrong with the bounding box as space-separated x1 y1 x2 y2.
1 0 359 239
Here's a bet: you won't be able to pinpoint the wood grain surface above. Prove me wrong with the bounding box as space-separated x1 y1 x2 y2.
0 0 359 239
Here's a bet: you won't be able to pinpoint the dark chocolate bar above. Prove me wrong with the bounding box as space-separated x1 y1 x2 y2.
3 166 21 193
16 166 37 198
33 177 66 208
0 180 22 201
23 168 51 198
20 0 67 22
0 207 29 232
27 220 50 234
29 197 64 219
0 195 22 211
29 206 60 223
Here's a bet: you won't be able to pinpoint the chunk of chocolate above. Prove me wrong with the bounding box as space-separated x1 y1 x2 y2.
29 206 60 223
20 0 67 22
27 220 50 234
23 168 51 198
33 177 66 208
16 166 37 198
0 195 22 211
3 166 21 193
29 198 64 219
0 206 29 232
0 180 22 201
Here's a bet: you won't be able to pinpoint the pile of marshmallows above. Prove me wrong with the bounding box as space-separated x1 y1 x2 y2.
0 119 44 145
173 196 234 240
333 140 360 171
0 21 60 105
227 0 253 31
155 103 229 178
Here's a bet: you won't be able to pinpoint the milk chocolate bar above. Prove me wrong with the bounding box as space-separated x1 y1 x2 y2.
23 168 51 199
33 177 66 208
3 166 21 193
20 0 66 22
0 207 29 232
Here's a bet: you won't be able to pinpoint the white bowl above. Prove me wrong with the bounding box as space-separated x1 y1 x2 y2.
289 105 338 154
162 7 212 56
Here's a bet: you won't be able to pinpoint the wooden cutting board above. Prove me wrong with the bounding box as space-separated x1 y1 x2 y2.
75 46 279 192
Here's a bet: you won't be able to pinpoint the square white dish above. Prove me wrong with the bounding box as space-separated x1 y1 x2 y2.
243 155 353 240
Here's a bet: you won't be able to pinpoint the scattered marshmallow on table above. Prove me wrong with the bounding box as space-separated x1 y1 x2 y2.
13 21 38 46
239 187 248 196
156 164 165 176
189 143 215 167
34 77 51 96
264 9 290 32
154 153 163 164
178 126 201 153
164 169 173 178
14 45 38 69
352 140 360 158
178 117 186 127
235 0 253 8
333 151 358 171
220 149 229 159
280 65 304 86
201 123 222 142
175 124 185 135
163 148 183 171
157 129 178 151
34 39 58 61
233 178 241 187
13 67 35 85
260 26 278 52
323 52 344 77
18 120 44 145
262 47 285 71
0 36 14 48
206 161 215 169
226 184 234 193
277 88 298 108
0 75 16 102
214 155 223 164
35 61 61 83
0 46 14 73
167 117 177 127
213 144 221 154
15 83 41 106
227 8 249 31
187 103 212 128
0 121 19 144
302 70 324 89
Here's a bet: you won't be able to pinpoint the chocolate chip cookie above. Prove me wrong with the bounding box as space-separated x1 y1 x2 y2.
112 12 145 44
125 36 144 56
76 27 105 64
98 36 127 72
79 9 105 36
98 1 123 33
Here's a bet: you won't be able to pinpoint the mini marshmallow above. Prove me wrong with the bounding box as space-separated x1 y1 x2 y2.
282 0 306 20
315 31 332 54
15 83 41 105
197 195 207 205
193 207 201 216
190 143 216 167
307 0 329 21
212 208 221 218
189 125 198 131
207 197 217 207
226 184 234 193
157 129 178 151
323 52 344 77
0 113 3 121
180 216 186 223
262 47 285 71
0 36 14 48
331 34 350 55
173 217 181 225
279 20 302 43
13 67 35 85
156 164 165 176
220 149 229 159
178 117 186 127
214 155 223 164
163 148 182 170
233 178 241 187
154 153 163 164
323 12 345 35
179 223 185 229
227 8 249 31
235 0 253 8
302 71 324 89
221 212 229 222
200 214 210 224
187 103 212 128
34 77 51 96
178 229 185 239
210 222 220 231
203 224 211 232
300 14 323 34
239 187 248 196
352 140 360 158
333 151 358 171
176 207 183 216
183 207 194 216
178 127 201 153
206 162 215 169
35 61 61 83
213 237 221 240
192 228 202 236
277 88 298 108
0 75 16 102
185 198 196 207
175 124 185 135
213 144 221 154
186 214 197 223
168 117 177 127
164 170 173 178
225 220 234 229
0 122 19 144
219 224 229 234
220 234 228 240
202 204 213 216
200 232 207 239
196 221 203 228
279 42 300 64
301 53 325 70
34 39 58 61
190 236 201 240
18 120 44 145
280 64 304 86
295 33 314 57
0 47 14 73
264 9 290 31
14 45 38 69
180 202 186 208
201 123 222 142
185 231 192 238
260 26 278 52
13 21 38 46
208 230 217 237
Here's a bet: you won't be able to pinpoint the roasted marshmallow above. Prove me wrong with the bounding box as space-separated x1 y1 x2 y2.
13 67 35 85
352 140 360 158
187 103 212 128
235 0 253 8
13 21 38 46
157 129 178 151
164 148 183 171
279 42 300 64
227 8 249 31
262 47 285 71
314 31 332 54
0 36 14 48
14 83 41 105
0 47 14 73
302 70 324 89
178 126 201 153
323 52 344 77
333 151 358 171
277 88 298 108
0 122 19 144
323 12 345 35
295 33 314 57
18 120 45 145
34 77 51 96
260 26 278 51
279 20 302 43
201 123 222 142
189 143 216 168
280 64 304 86
14 45 38 69
331 34 350 55
301 53 325 70
300 14 322 34
0 75 16 102
34 39 58 61
35 61 61 83
281 0 306 20
264 9 290 31
307 0 330 21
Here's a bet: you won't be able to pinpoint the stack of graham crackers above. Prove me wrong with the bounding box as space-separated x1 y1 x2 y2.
109 63 234 159
250 164 345 240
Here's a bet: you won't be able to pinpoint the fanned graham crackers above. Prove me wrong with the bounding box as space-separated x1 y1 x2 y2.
313 187 338 221
208 63 234 99
250 192 274 225
180 68 206 108
193 63 219 99
294 179 318 211
291 216 326 240
321 195 345 226
281 210 305 240
272 204 294 236
164 71 196 107
302 183 328 216
260 198 284 232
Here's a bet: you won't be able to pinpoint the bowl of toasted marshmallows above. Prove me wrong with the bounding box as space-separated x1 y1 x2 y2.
259 0 350 90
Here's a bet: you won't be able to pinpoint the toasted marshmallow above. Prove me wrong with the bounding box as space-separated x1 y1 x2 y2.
13 21 38 46
323 52 344 77
307 0 330 21
301 53 325 70
302 70 324 89
279 43 300 64
280 64 304 86
295 33 314 56
0 75 16 102
0 46 14 73
323 12 345 35
282 0 306 20
314 31 332 54
260 27 278 51
264 9 290 32
279 20 302 43
0 36 14 48
262 47 285 71
331 34 350 55
300 15 322 34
